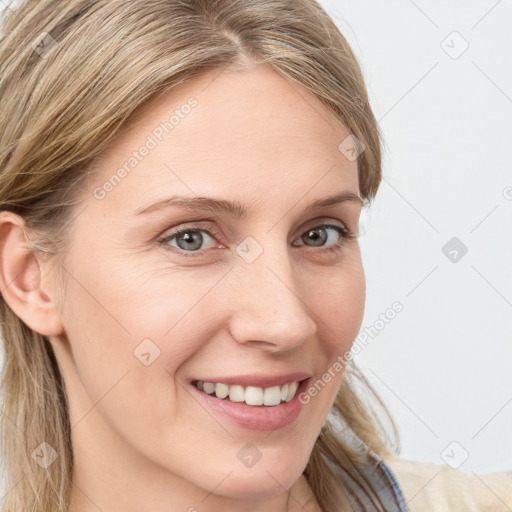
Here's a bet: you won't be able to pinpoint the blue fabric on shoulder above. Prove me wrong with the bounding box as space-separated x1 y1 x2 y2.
368 450 411 512
326 447 411 511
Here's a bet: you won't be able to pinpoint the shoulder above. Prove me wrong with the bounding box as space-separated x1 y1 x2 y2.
381 452 512 512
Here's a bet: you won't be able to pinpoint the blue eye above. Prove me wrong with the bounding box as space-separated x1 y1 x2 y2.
293 224 354 249
159 228 218 252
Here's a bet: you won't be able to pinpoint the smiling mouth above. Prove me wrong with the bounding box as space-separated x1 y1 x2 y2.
191 379 307 406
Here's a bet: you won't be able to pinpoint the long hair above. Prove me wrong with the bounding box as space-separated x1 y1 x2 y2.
0 1 398 510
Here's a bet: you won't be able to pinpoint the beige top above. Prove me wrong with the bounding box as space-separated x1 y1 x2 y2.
383 453 512 511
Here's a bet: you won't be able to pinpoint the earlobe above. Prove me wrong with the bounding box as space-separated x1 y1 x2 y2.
0 211 64 336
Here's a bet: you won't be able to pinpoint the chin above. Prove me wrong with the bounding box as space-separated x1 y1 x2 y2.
215 469 301 499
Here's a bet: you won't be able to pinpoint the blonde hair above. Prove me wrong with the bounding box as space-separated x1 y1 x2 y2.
0 1 398 510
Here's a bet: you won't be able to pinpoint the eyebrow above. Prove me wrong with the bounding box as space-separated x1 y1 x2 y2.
135 191 364 218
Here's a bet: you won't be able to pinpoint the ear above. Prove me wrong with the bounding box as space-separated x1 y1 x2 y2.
0 211 64 336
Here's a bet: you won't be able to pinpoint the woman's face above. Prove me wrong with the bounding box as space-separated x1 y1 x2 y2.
51 63 366 509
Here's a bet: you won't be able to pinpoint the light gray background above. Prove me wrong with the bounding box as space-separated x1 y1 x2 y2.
0 0 510 476
319 0 512 474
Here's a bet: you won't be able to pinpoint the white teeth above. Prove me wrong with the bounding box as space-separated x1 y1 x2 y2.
202 382 215 394
195 380 303 406
245 386 263 405
228 385 245 402
285 381 299 402
215 383 229 399
263 386 281 406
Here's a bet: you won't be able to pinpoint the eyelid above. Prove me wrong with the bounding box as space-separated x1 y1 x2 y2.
302 217 348 231
157 221 222 247
297 216 358 238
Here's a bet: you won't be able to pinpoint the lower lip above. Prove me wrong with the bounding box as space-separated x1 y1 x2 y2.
189 379 309 432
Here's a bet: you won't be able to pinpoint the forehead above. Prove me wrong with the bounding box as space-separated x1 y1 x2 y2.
88 63 359 214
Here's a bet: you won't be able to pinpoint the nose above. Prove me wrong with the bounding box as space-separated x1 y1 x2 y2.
227 241 318 354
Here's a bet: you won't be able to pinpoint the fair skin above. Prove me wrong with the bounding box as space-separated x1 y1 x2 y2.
0 63 365 512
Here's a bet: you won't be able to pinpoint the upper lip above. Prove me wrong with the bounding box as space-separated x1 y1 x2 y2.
192 372 311 388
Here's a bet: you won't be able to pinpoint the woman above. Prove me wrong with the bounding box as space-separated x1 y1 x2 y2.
0 1 510 511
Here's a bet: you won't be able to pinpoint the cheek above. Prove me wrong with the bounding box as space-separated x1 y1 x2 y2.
305 255 365 356
61 248 217 354
58 263 224 460
295 255 365 414
58 246 233 425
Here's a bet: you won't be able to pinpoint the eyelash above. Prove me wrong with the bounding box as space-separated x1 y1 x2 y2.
157 221 358 259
